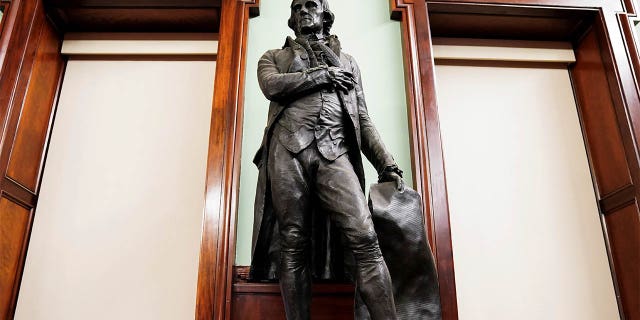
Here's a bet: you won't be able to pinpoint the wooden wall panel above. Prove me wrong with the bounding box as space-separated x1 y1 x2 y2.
0 0 40 141
231 283 354 320
196 0 257 319
572 29 634 196
0 1 64 318
572 23 640 318
0 198 31 320
605 203 640 320
0 2 10 36
43 0 222 33
6 21 64 192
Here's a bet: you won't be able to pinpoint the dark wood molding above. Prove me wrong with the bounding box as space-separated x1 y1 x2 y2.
391 1 460 319
1 177 37 209
624 0 637 15
428 2 596 41
0 1 11 37
231 266 355 320
195 0 258 319
232 282 355 320
427 0 623 11
43 0 221 32
425 2 640 319
45 0 220 7
0 197 33 320
233 282 354 295
0 0 64 318
600 184 637 215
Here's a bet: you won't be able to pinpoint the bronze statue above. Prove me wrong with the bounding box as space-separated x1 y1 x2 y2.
249 0 404 319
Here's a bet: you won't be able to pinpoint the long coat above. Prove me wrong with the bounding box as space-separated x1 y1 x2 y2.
249 36 395 281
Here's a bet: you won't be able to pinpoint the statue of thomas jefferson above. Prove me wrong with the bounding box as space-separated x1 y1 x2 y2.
249 1 404 319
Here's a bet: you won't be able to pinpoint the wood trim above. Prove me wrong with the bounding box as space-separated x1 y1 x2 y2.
428 0 623 12
1 177 37 209
0 2 10 37
390 2 460 319
0 1 65 317
233 282 354 295
45 0 221 6
195 0 258 319
43 0 222 33
624 0 637 15
0 197 34 320
599 184 637 215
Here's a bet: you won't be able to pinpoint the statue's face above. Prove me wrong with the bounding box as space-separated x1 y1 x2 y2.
291 0 324 35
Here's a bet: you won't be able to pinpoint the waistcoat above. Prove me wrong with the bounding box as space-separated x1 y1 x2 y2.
276 38 349 161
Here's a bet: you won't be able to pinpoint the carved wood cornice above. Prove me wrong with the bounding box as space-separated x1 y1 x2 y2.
43 0 222 32
239 0 260 17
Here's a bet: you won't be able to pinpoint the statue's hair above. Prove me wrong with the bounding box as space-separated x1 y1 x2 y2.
288 0 335 36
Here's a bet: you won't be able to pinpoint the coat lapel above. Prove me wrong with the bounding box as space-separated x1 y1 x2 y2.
284 36 310 73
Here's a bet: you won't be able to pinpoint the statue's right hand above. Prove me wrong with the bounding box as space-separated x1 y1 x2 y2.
328 67 356 92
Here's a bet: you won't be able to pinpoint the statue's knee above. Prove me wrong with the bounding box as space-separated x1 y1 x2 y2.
350 231 383 262
279 227 309 252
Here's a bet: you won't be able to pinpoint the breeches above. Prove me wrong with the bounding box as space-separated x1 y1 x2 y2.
267 128 397 320
267 134 383 267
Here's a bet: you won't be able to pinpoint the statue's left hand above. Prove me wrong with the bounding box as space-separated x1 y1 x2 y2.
378 166 405 191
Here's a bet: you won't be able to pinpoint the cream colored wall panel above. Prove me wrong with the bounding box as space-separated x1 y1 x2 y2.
15 59 215 320
62 33 218 55
435 63 618 319
433 38 575 63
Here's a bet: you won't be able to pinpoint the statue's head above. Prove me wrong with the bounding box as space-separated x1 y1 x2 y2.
288 0 335 37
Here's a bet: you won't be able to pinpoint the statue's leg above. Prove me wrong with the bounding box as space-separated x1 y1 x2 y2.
268 138 313 320
315 155 398 320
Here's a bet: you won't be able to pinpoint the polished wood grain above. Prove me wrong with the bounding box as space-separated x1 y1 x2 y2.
605 204 640 320
195 0 258 319
0 0 40 143
6 19 64 192
428 0 622 11
428 2 596 41
572 29 634 196
44 0 221 32
2 177 37 210
47 8 221 33
45 0 221 6
390 1 460 319
599 184 636 215
232 282 355 320
0 197 31 320
0 2 10 36
0 1 65 318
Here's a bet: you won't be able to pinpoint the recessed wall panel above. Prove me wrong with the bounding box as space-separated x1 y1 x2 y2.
15 59 215 320
0 197 31 319
6 22 64 191
435 62 619 319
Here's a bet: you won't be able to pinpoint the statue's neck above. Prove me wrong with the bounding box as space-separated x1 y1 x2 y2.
297 30 324 41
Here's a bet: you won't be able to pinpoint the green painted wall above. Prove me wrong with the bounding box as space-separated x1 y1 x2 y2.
235 0 412 265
